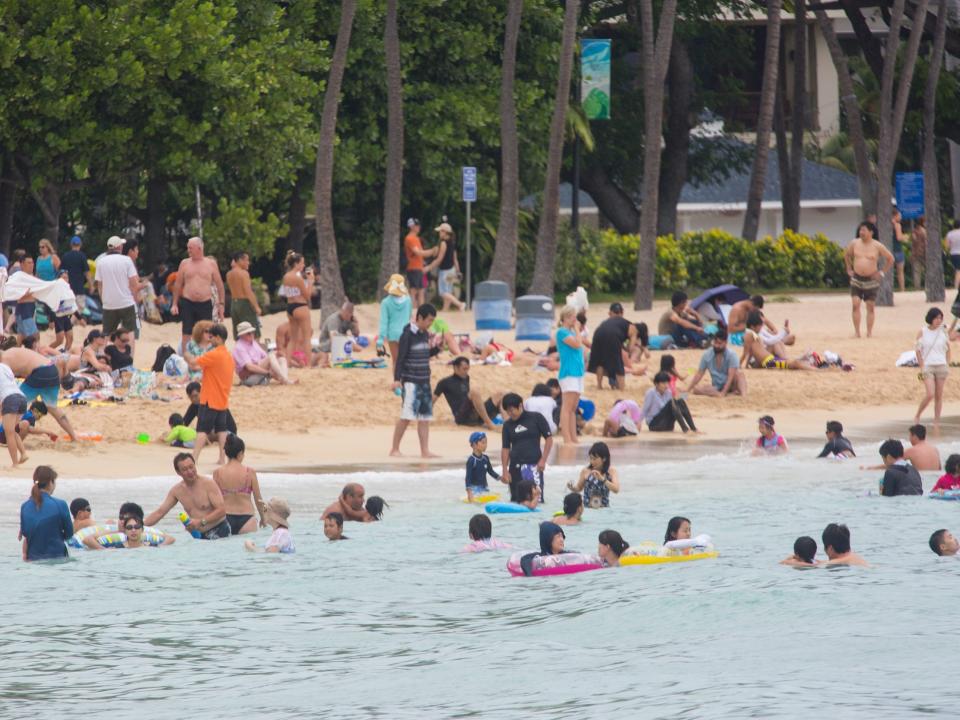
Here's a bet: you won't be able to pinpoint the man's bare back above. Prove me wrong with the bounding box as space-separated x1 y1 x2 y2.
905 442 941 471
226 267 251 300
825 551 869 567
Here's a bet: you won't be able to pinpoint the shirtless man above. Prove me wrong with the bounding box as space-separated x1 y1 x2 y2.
844 220 894 338
740 312 814 371
321 483 372 523
904 423 941 471
144 453 230 539
821 523 869 567
0 347 77 441
225 251 262 340
171 237 226 351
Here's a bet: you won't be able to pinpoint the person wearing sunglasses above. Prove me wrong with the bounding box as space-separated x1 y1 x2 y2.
69 498 96 531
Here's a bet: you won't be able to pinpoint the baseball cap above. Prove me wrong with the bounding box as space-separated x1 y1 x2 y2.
406 218 420 228
70 236 82 246
106 236 126 249
469 431 486 445
609 302 624 314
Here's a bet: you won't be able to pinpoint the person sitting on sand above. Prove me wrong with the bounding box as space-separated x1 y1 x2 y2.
780 536 819 567
69 498 95 531
461 514 512 553
316 301 360 367
659 291 708 349
553 493 584 526
642 371 697 433
245 497 295 553
433 356 502 430
144 453 231 539
753 415 788 455
818 420 855 459
929 529 959 557
232 321 295 386
323 512 348 541
822 523 869 566
877 439 923 496
931 454 960 494
596 529 630 567
165 413 197 448
322 483 372 522
567 442 620 509
741 312 814 371
465 431 501 502
213 434 266 536
1 346 77 441
904 424 941 471
603 398 642 437
684 330 746 397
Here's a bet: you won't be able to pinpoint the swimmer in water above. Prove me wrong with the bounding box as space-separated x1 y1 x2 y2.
567 442 620 508
464 431 501 502
461 514 512 553
245 497 295 553
752 415 788 455
322 483 371 522
929 529 960 556
821 523 869 567
553 492 584 526
69 497 95 531
780 536 819 566
664 516 691 544
515 480 540 510
597 529 630 567
365 496 388 521
323 512 348 541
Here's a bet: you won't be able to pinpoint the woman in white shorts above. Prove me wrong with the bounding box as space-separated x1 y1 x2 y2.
915 307 950 426
555 305 585 445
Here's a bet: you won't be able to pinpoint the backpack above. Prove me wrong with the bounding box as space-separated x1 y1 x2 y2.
152 344 176 372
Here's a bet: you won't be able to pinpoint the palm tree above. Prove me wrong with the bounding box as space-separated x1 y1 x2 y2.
488 0 524 295
634 0 678 310
377 0 404 299
742 0 782 241
923 0 948 302
529 0 580 297
315 0 357 317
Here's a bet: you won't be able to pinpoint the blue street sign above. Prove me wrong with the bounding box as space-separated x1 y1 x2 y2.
895 172 924 219
462 166 477 203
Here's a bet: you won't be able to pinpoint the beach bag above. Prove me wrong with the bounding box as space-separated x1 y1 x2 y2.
127 369 157 399
152 344 176 372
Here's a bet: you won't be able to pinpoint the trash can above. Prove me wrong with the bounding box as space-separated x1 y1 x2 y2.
515 295 555 340
473 280 512 330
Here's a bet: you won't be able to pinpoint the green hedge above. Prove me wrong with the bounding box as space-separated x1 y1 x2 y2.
572 226 850 295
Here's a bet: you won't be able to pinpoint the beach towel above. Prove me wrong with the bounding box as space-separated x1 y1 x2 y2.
896 350 919 367
1 269 77 316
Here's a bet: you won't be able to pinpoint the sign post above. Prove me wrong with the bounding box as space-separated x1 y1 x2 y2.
895 171 924 219
462 166 477 308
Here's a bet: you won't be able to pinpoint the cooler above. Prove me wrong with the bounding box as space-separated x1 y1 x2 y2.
515 295 555 340
473 280 512 330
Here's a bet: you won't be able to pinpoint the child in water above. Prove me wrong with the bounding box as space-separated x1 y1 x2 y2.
662 516 713 556
244 497 295 553
753 415 788 455
780 536 819 566
461 514 512 553
931 454 960 494
567 442 620 508
165 413 197 448
464 431 500 502
553 493 584 526
324 512 348 541
365 496 388 521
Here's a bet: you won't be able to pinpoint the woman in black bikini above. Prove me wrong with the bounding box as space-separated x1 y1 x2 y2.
212 434 265 535
279 251 311 367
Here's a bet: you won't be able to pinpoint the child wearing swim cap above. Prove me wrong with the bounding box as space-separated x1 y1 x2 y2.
465 431 500 502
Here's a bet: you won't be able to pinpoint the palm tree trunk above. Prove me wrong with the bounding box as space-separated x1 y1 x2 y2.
656 37 693 239
285 169 311 255
489 0 524 294
529 0 580 297
875 0 929 306
633 0 678 309
924 0 948 302
315 0 357 317
0 157 16 258
784 0 806 232
813 8 875 216
377 0 405 300
742 0 782 241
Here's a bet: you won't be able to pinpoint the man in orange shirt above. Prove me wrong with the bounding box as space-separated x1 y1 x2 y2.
186 323 235 466
404 218 437 310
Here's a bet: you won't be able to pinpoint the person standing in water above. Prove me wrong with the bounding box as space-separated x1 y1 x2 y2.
19 466 72 562
213 434 266 536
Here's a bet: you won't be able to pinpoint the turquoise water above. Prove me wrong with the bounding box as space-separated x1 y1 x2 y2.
3 444 959 718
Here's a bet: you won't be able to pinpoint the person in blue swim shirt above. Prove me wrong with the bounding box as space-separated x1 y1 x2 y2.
19 466 72 562
465 431 500 501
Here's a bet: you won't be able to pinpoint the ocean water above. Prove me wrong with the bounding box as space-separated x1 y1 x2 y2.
2 445 959 718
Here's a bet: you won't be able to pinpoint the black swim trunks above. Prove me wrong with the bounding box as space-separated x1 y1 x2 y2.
197 404 231 434
199 519 232 540
179 297 213 336
225 513 253 535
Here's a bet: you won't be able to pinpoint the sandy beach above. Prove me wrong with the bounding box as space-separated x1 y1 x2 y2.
7 288 959 480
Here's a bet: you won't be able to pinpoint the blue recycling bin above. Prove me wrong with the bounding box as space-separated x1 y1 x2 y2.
473 280 512 330
515 295 555 340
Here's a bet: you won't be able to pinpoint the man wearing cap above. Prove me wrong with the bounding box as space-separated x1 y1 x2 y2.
426 221 465 312
94 236 141 343
231 321 296 386
316 301 360 367
587 303 639 390
171 236 226 353
403 218 438 310
61 236 90 310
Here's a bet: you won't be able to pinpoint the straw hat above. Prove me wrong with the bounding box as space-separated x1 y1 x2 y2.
235 321 257 337
384 273 408 297
263 497 291 526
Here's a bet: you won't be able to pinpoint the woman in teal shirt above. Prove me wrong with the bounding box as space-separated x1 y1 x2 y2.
36 239 60 281
556 305 585 445
378 274 413 368
19 466 72 562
